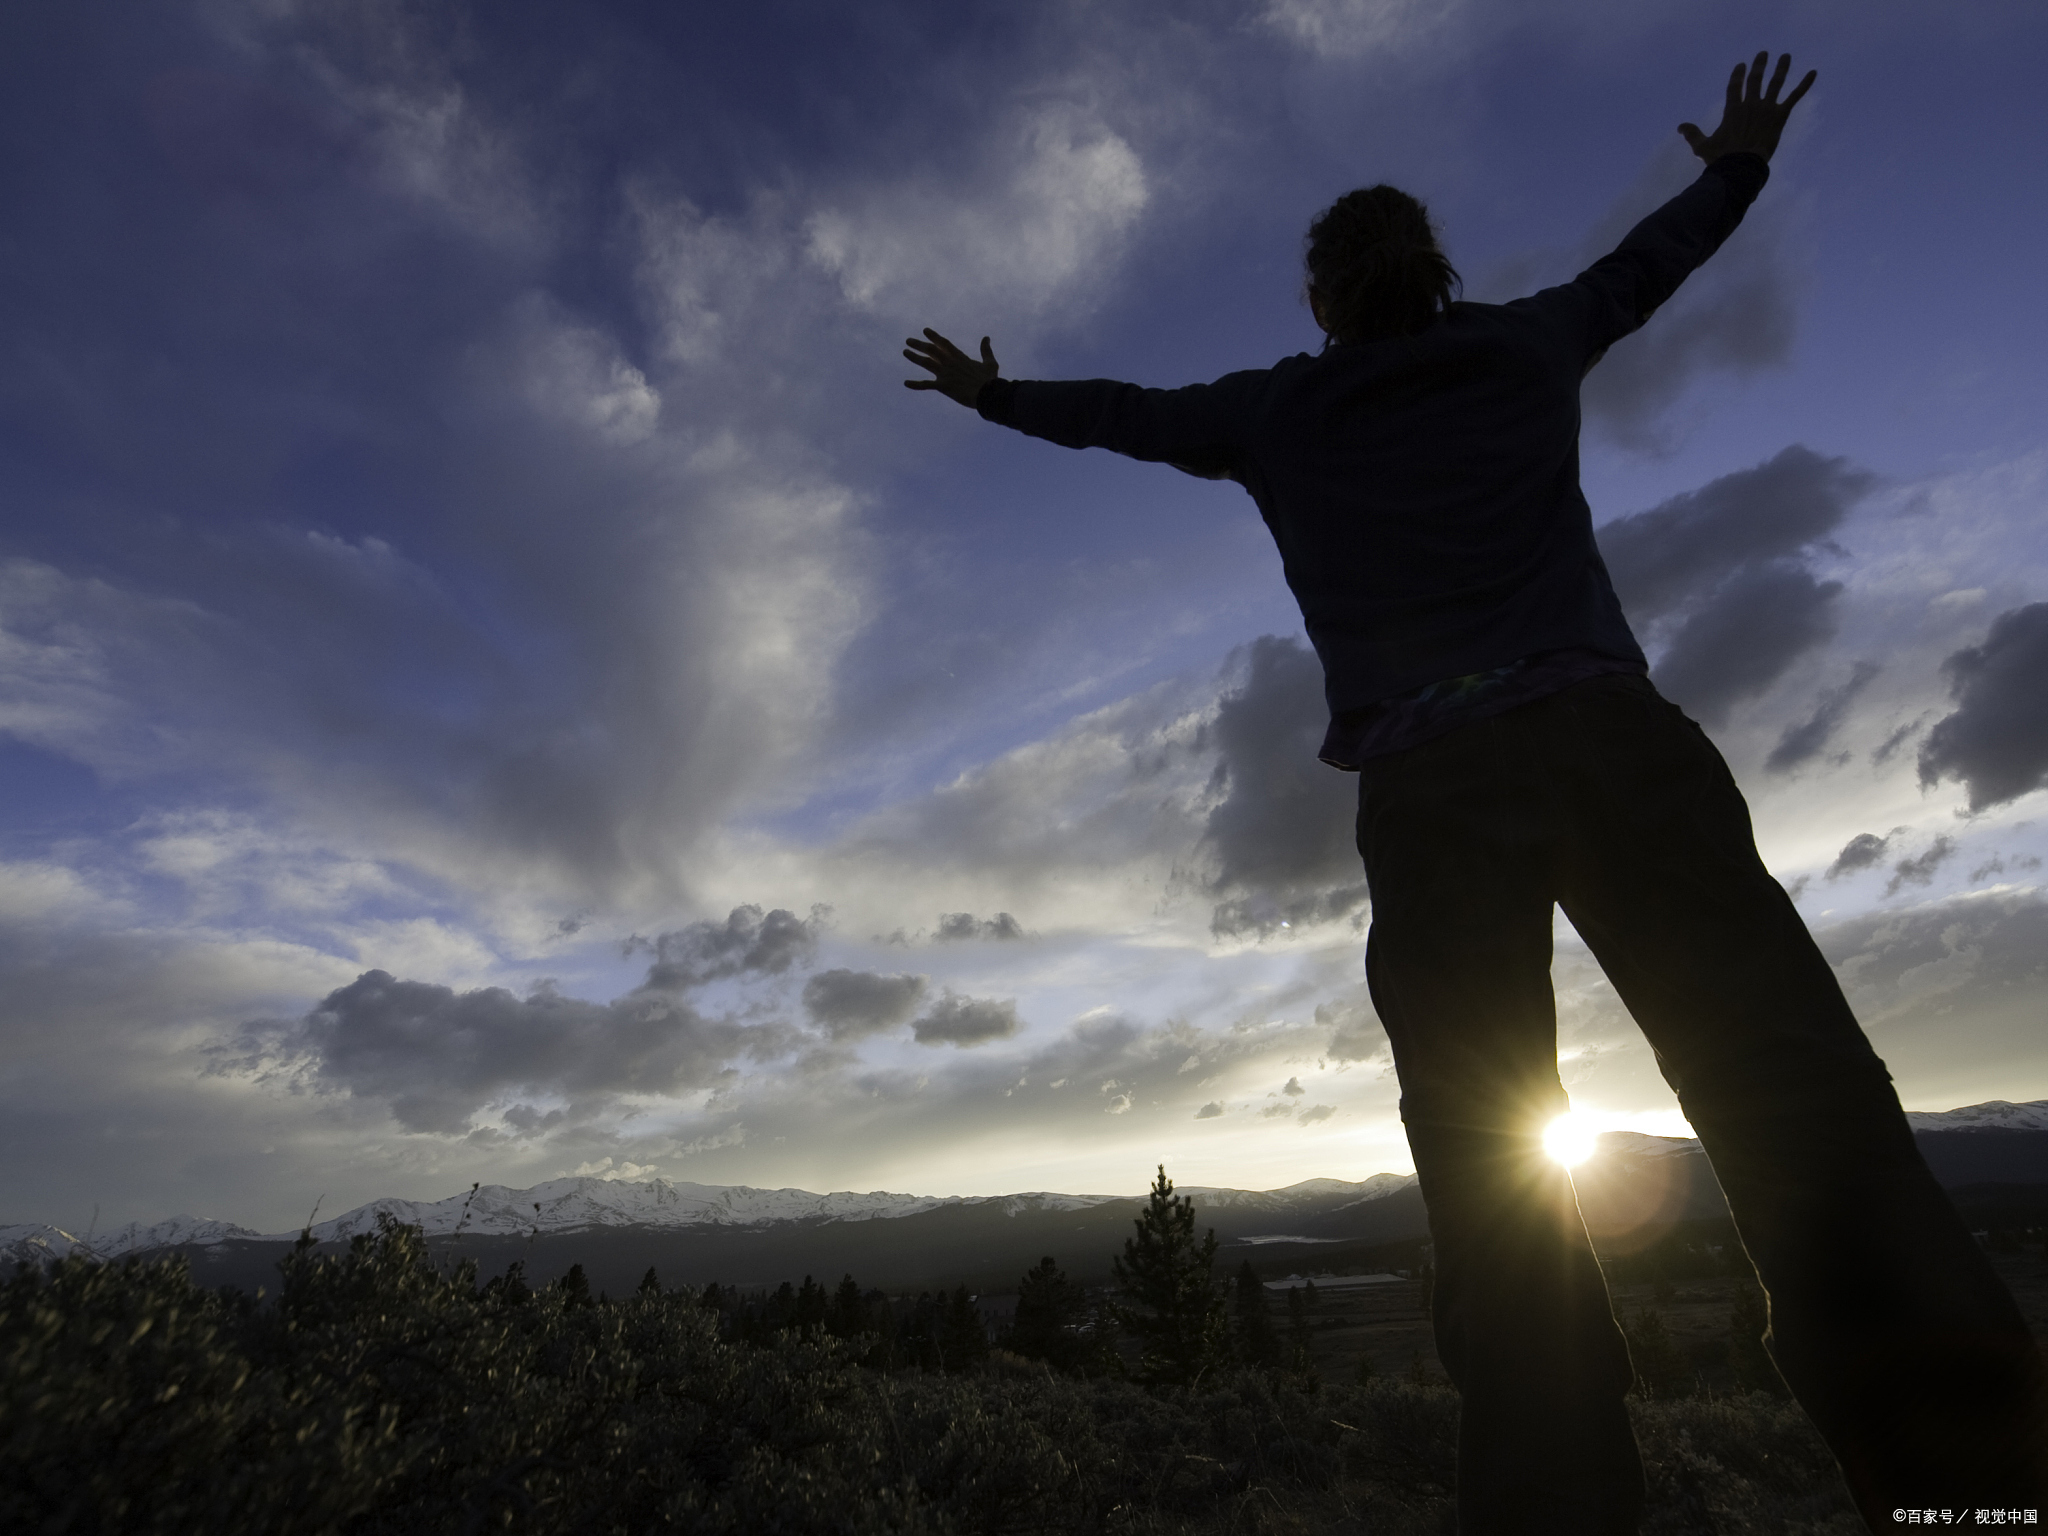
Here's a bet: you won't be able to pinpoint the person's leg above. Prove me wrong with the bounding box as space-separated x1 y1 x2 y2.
1357 718 1643 1536
1542 674 2048 1521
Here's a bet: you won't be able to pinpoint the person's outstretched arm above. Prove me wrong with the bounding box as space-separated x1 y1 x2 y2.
902 329 1000 409
1678 51 1816 165
902 328 1253 481
1541 52 1816 364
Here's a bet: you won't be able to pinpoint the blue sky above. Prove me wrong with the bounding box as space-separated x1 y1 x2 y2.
5 0 2047 1230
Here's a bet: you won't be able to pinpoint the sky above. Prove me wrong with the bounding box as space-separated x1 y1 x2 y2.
4 0 2048 1232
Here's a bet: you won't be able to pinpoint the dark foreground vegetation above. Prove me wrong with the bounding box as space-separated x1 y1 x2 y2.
0 1213 1872 1535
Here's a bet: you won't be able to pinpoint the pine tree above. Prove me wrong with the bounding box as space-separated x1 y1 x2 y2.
942 1285 989 1373
556 1262 592 1309
795 1275 829 1332
1286 1285 1315 1372
1111 1164 1228 1386
637 1266 662 1298
1620 1305 1688 1398
1232 1262 1280 1366
827 1274 868 1339
1009 1256 1086 1370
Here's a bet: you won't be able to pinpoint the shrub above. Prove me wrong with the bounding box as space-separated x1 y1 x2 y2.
0 1217 1859 1534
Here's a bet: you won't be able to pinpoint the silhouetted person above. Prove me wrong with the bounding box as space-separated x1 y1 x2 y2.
907 54 2048 1534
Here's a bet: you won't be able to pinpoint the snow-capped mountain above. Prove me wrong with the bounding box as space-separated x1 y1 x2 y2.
1904 1100 2048 1132
1179 1173 1415 1212
0 1215 263 1272
276 1178 1132 1245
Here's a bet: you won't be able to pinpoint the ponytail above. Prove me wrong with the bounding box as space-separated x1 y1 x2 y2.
1303 185 1460 345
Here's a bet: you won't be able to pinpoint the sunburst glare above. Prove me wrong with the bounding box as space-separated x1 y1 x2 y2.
1542 1111 1599 1168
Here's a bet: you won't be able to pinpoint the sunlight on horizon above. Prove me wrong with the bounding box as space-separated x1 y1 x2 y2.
1543 1111 1599 1168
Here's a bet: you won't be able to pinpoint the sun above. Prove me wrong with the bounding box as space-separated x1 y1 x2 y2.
1542 1111 1599 1168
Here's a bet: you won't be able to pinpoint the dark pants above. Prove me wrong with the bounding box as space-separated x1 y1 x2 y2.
1355 673 2048 1534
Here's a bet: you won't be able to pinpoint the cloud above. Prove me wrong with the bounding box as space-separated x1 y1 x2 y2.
934 912 1025 942
1767 661 1882 772
910 991 1023 1048
1281 1075 1306 1097
1885 837 1957 898
1919 603 2048 811
1259 0 1464 58
1195 1100 1225 1119
629 906 824 992
801 969 929 1040
1820 890 2048 1031
1316 994 1385 1063
1202 637 1366 936
803 103 1147 323
1649 563 1843 727
262 969 798 1135
1298 1104 1337 1125
1827 832 1894 880
1598 446 1877 724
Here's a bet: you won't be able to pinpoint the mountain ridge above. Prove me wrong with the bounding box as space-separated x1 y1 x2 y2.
7 1099 2043 1280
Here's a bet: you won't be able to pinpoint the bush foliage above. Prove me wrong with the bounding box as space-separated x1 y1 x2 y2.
1 1218 1859 1534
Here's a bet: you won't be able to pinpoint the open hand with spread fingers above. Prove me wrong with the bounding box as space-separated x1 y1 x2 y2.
1678 52 1816 165
903 328 1000 409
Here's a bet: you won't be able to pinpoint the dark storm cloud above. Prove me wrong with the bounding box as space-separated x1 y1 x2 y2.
910 991 1023 1048
1648 563 1843 727
1767 662 1882 773
628 906 824 993
801 969 928 1040
934 912 1025 942
1885 837 1957 897
287 970 795 1134
1202 636 1365 937
1919 603 2048 812
1827 832 1893 880
1597 447 1877 725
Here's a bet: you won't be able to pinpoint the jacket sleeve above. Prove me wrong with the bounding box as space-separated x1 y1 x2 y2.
1521 152 1771 365
975 371 1264 481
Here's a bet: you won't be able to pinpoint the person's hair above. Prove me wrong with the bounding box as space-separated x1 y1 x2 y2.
1303 185 1461 345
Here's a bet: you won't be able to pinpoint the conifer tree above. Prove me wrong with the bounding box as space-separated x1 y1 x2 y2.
1232 1261 1280 1367
1286 1285 1314 1372
942 1285 989 1372
556 1262 592 1309
1111 1164 1228 1386
1620 1305 1688 1398
637 1266 662 1297
795 1275 829 1331
827 1274 868 1339
1010 1254 1098 1372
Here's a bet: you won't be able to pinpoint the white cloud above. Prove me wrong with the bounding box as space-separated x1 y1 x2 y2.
804 103 1147 323
511 298 662 445
1259 0 1466 59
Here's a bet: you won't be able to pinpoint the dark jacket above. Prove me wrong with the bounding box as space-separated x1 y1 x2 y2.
976 153 1771 717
